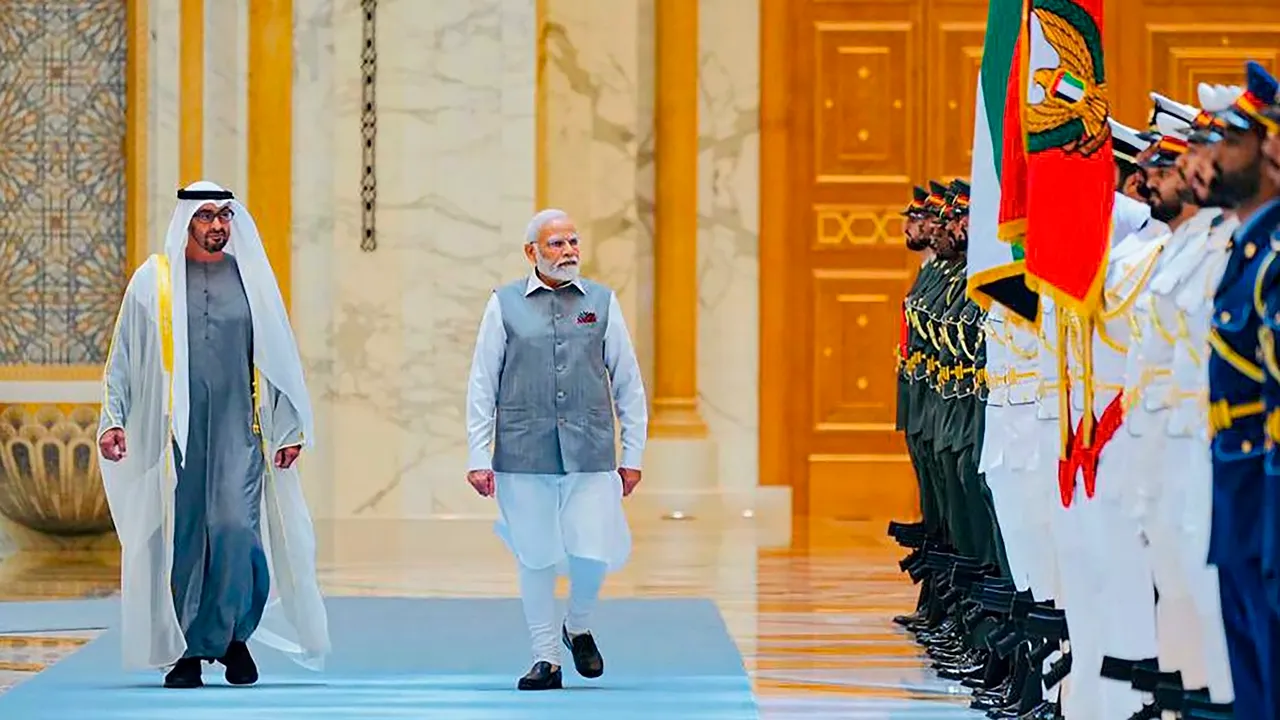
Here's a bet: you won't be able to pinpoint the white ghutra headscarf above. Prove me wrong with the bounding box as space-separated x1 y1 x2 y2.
163 180 314 461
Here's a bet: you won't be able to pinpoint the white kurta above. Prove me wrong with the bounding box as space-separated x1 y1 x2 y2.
466 273 647 572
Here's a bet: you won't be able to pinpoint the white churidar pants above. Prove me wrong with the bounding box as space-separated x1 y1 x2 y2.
495 471 631 665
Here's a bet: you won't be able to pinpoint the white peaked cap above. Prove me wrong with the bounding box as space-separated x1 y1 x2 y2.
1155 113 1191 140
1149 92 1198 125
1109 118 1152 158
1201 84 1243 113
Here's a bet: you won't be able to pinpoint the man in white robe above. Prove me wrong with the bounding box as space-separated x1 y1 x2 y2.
98 181 329 688
465 208 647 690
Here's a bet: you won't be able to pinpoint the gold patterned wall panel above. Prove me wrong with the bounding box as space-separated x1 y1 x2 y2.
812 206 905 248
0 3 129 370
810 270 903 440
929 20 985 180
1108 1 1280 125
1150 27 1280 109
813 21 913 190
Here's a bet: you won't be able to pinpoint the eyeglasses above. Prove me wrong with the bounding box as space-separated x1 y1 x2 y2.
193 208 235 224
546 234 579 249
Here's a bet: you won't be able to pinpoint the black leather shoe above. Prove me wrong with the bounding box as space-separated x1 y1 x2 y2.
1124 704 1159 720
562 626 604 678
893 611 923 627
517 661 563 690
220 640 259 686
1018 701 1061 719
163 657 203 689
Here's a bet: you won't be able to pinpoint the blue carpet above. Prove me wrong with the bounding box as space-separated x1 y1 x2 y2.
0 597 119 634
0 597 758 719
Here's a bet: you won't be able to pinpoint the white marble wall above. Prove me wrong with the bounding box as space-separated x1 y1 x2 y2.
541 0 656 386
543 0 760 492
148 0 181 254
696 0 760 492
293 0 537 520
204 0 250 196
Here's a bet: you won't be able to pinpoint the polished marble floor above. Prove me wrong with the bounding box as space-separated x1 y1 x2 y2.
0 516 978 717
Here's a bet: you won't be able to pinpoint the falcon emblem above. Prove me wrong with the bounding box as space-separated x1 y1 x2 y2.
1026 0 1110 157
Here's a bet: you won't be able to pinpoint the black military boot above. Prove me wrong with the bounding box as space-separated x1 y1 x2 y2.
163 657 203 689
220 640 259 686
517 661 563 690
562 626 604 678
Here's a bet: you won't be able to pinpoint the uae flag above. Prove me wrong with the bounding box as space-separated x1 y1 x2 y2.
965 0 1038 324
1019 0 1114 314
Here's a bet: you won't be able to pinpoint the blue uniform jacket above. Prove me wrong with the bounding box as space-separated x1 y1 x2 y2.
1209 200 1280 566
1249 201 1280 580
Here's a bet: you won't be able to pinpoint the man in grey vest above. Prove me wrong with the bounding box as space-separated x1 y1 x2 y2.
465 208 648 691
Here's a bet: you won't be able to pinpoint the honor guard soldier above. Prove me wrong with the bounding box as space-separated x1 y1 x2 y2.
893 185 944 627
1043 119 1161 720
1206 60 1280 720
1158 82 1245 717
1106 92 1219 717
979 238 1046 602
908 181 960 554
939 180 1005 575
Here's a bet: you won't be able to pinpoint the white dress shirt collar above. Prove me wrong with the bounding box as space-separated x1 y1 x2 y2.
525 270 585 296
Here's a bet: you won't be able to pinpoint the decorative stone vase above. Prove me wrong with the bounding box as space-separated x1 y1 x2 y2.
0 403 114 536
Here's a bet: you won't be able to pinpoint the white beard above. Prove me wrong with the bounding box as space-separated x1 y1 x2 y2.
535 247 580 282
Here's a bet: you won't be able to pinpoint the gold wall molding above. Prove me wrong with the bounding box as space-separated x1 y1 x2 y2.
247 0 293 309
651 0 708 439
179 0 204 185
126 0 148 275
814 205 904 246
535 0 547 209
0 366 102 382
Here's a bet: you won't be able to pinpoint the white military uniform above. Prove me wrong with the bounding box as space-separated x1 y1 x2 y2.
1166 209 1238 702
977 304 1039 591
1127 207 1216 653
1143 208 1238 701
979 306 1046 597
1143 83 1243 703
1045 193 1165 719
1031 294 1074 708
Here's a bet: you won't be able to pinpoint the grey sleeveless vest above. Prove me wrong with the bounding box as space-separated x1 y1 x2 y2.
491 277 617 474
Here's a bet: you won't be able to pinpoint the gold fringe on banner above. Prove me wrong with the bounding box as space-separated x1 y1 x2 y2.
1056 305 1070 457
1081 312 1095 447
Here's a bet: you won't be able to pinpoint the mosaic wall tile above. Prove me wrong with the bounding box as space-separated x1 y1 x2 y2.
0 1 128 366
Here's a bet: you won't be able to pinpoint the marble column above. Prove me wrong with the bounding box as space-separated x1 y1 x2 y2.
643 0 719 516
651 0 705 438
203 0 250 196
